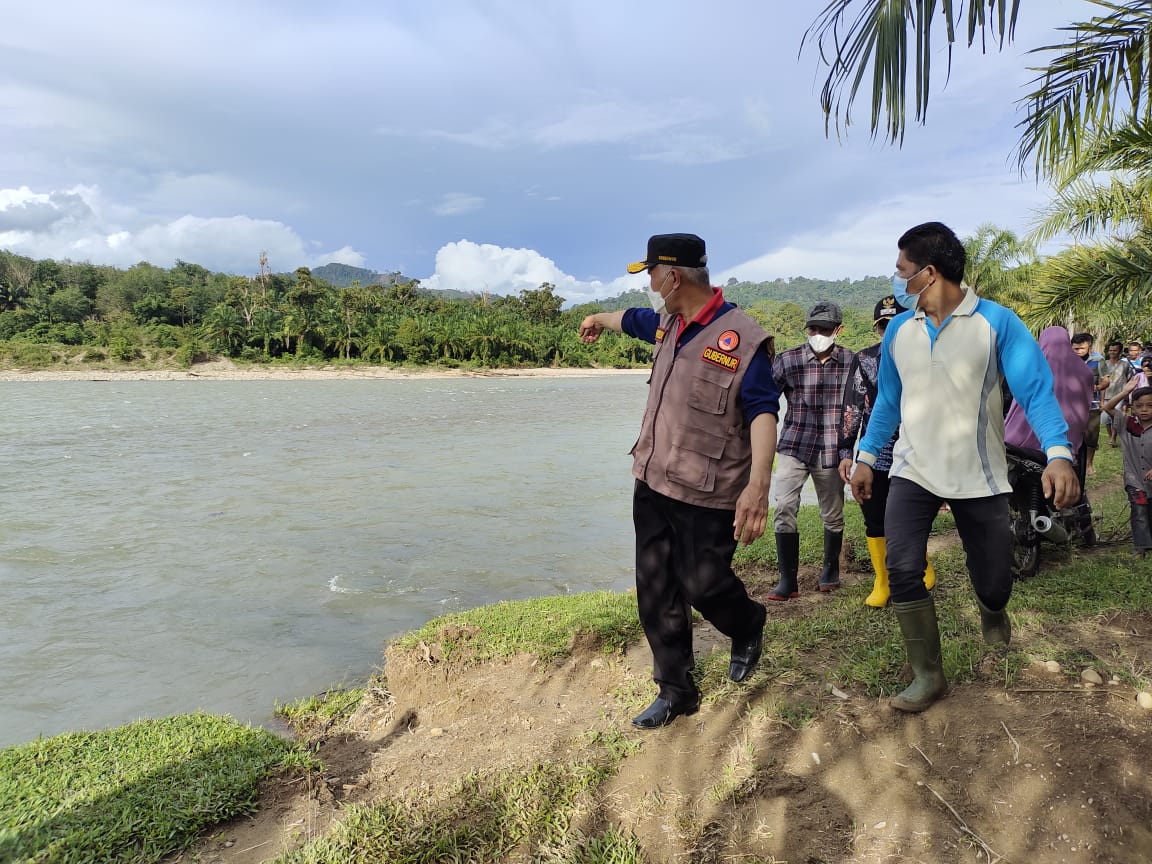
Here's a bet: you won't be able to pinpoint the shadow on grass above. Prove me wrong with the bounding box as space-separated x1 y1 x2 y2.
0 714 303 864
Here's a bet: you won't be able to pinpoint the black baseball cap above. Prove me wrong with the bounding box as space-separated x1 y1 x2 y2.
626 233 708 274
806 301 843 328
873 295 899 325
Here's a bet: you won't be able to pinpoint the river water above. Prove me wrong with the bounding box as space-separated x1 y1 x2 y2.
0 376 808 748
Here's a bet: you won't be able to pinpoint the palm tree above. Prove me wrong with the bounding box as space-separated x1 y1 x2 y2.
962 223 1038 311
1025 118 1152 326
202 303 246 356
802 1 1152 176
356 319 398 364
1016 1 1152 177
802 0 1021 143
1031 120 1152 244
250 307 282 357
804 3 1152 330
283 268 328 356
1023 236 1152 333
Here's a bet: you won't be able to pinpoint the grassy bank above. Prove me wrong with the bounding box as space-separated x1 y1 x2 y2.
4 445 1149 863
0 714 317 864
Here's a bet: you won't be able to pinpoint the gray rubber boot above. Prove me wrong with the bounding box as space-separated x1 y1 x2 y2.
976 597 1012 646
889 597 948 713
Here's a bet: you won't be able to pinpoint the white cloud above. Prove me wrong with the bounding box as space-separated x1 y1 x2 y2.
431 193 485 216
716 210 906 283
402 118 520 151
636 133 759 166
532 102 691 148
420 239 637 305
717 171 1057 283
0 185 363 274
388 99 733 160
322 246 368 267
0 186 94 231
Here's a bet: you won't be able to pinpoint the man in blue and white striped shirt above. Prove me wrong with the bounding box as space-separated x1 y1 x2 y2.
850 222 1080 713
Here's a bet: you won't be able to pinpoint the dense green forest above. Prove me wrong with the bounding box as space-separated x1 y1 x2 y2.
0 250 891 370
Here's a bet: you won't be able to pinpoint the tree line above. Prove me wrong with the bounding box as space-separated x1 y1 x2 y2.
0 250 910 370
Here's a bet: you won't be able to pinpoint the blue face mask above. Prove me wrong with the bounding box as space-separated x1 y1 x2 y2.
892 267 927 309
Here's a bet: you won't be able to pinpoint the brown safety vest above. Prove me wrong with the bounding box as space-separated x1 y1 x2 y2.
631 308 773 509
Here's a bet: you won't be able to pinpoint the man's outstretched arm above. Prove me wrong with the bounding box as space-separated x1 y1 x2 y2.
579 311 626 343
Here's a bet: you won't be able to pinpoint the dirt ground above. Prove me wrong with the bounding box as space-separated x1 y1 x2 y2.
170 546 1152 864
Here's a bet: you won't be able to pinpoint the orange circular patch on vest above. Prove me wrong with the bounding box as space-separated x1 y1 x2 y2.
717 330 739 351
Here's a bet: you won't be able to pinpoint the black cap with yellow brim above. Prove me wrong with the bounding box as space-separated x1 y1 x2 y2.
873 295 899 324
626 233 707 274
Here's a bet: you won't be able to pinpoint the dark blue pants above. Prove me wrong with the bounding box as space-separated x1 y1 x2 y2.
633 480 766 704
885 477 1012 609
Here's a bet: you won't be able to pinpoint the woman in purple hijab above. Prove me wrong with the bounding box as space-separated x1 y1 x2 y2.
1005 325 1095 454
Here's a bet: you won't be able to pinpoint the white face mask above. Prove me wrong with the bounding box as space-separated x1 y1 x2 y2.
808 334 836 353
647 271 673 314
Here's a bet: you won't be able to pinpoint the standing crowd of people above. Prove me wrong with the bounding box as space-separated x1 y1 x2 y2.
579 221 1107 728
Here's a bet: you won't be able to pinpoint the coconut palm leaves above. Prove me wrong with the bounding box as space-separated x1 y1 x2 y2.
801 0 1152 173
802 0 1020 143
1015 4 1152 328
1017 0 1152 178
1031 119 1152 243
1032 173 1152 243
802 2 1152 332
1025 233 1152 332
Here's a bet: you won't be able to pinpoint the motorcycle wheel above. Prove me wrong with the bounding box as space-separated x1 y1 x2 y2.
1009 497 1040 579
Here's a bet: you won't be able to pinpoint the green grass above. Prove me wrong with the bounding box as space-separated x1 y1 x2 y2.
276 685 370 734
273 761 642 864
392 590 643 666
0 713 317 864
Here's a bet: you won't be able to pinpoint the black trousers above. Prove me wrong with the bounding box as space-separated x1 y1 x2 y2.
633 480 765 704
885 477 1013 608
859 469 891 538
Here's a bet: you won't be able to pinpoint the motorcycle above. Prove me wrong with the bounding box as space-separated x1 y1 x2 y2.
1006 443 1096 580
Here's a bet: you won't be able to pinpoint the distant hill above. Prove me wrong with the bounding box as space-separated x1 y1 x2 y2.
309 263 889 312
311 263 415 288
589 275 891 313
722 275 892 311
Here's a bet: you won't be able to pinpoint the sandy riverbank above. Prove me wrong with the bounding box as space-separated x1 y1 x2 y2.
0 360 651 382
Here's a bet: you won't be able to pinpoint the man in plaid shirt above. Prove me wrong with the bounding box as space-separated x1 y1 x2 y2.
768 301 855 600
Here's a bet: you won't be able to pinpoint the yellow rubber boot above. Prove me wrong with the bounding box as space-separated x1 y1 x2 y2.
923 558 937 591
864 536 889 608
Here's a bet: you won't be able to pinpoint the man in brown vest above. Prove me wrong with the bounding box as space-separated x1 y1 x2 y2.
579 233 780 728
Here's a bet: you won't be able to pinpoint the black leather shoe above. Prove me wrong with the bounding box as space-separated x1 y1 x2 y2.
729 628 764 682
630 697 700 729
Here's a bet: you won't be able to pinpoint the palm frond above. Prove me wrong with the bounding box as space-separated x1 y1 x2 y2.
1016 0 1152 177
1024 231 1152 328
1059 116 1152 174
1030 173 1152 241
802 0 1020 143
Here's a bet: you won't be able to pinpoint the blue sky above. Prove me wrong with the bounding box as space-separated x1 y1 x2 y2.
0 0 1084 303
